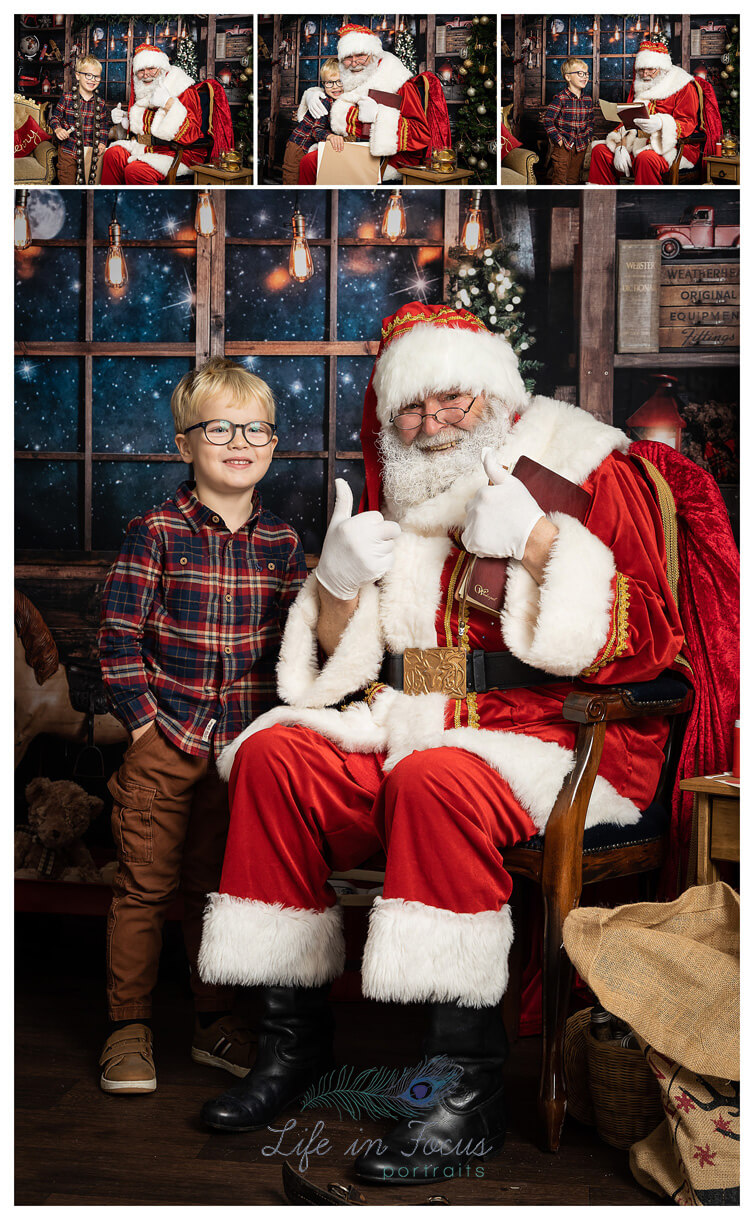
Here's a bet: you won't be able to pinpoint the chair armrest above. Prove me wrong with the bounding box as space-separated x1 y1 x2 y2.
502 146 538 183
563 677 693 725
162 136 214 185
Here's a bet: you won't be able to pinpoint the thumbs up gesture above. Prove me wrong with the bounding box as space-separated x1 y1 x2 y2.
461 448 544 562
315 479 402 601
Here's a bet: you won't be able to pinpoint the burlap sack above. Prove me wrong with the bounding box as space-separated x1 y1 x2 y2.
629 1041 739 1205
562 882 739 1079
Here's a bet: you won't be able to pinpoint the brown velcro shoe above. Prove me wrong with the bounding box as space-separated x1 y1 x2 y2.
191 1014 256 1078
99 1023 156 1094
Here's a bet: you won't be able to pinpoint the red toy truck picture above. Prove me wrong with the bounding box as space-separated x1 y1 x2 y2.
651 206 740 260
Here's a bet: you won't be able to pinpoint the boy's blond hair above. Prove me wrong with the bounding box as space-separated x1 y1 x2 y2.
171 357 276 434
320 57 340 81
561 57 588 79
76 54 102 75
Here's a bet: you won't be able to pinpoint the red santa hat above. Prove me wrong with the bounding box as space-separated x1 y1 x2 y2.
359 302 528 511
337 23 384 61
128 42 171 111
634 36 673 71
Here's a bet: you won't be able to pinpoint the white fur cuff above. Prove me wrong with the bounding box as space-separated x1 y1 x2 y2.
502 512 616 676
149 98 188 143
361 896 515 1007
198 893 344 986
649 110 680 159
369 104 401 158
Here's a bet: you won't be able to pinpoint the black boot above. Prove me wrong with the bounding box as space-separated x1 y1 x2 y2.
353 1001 508 1185
201 985 334 1132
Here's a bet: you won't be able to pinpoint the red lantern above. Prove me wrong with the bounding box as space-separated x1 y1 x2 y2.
694 64 708 80
41 74 51 94
438 60 454 85
626 374 686 450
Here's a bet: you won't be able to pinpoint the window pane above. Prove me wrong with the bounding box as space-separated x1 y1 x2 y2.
16 248 84 342
108 59 127 87
601 18 624 54
91 461 184 549
93 189 198 240
339 190 444 241
300 20 320 55
92 249 196 342
239 357 326 450
15 461 81 548
225 246 327 341
27 189 84 240
546 18 570 55
299 58 319 82
225 190 328 239
335 458 365 514
336 357 372 448
92 358 193 453
262 458 326 553
16 358 82 452
338 245 443 339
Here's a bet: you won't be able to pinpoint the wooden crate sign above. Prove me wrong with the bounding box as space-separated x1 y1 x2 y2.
616 240 660 353
660 308 739 326
660 285 740 306
659 326 739 349
660 263 739 285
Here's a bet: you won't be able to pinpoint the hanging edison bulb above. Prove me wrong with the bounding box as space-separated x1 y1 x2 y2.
381 190 406 242
460 190 485 256
105 216 128 290
14 190 31 250
194 190 217 237
289 209 314 282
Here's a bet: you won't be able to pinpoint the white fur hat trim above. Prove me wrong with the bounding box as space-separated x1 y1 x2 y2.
338 29 384 61
132 46 170 73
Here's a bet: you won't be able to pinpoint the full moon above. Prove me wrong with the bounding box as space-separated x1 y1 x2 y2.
27 190 66 239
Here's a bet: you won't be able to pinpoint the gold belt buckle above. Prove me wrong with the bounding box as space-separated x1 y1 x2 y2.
403 647 467 698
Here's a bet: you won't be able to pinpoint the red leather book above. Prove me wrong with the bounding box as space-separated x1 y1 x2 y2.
368 89 402 109
456 455 592 615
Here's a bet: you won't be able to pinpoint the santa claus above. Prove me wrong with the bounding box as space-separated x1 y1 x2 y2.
101 43 233 185
588 37 705 184
195 302 689 1180
297 24 450 184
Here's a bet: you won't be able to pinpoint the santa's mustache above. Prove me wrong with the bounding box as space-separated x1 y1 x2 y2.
133 72 165 102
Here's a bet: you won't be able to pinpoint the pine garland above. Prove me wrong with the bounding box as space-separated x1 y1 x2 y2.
446 239 541 386
454 16 496 186
174 35 198 80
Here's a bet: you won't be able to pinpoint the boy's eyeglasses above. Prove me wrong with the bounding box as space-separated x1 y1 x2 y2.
78 71 102 82
184 419 276 446
323 81 342 91
567 70 589 78
390 395 478 434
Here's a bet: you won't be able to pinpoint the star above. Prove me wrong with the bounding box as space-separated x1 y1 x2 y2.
692 1144 717 1168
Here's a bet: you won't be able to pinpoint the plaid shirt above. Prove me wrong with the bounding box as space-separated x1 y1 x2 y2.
49 90 109 152
99 482 307 760
287 95 333 151
543 88 594 152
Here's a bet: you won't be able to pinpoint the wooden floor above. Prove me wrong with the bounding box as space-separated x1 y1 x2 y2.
15 912 661 1207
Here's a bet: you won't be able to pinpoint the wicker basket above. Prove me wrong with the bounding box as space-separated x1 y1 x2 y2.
565 1008 664 1149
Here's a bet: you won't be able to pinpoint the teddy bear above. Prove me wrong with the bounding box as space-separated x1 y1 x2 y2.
15 777 104 884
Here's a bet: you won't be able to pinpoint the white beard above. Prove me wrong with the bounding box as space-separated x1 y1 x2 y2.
133 71 165 105
633 69 669 96
339 57 380 94
377 402 515 520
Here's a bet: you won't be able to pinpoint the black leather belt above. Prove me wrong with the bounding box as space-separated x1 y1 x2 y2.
379 650 566 695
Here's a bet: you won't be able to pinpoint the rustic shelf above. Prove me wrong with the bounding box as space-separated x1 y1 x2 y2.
614 352 739 368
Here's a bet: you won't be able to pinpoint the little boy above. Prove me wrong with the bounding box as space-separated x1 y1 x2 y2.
49 53 109 184
282 57 344 184
543 57 594 185
98 358 307 1094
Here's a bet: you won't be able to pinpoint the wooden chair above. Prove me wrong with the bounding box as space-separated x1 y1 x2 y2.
664 128 707 185
330 672 693 1154
163 136 214 185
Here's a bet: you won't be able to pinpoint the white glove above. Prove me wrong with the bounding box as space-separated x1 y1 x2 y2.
149 81 171 109
302 86 327 119
111 104 127 126
315 479 401 601
613 144 632 175
357 96 379 123
460 449 544 562
634 114 662 134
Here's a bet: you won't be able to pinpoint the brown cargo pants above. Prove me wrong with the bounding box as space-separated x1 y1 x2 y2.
547 141 587 185
106 721 234 1020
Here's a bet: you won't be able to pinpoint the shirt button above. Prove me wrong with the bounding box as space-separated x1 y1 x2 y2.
267 562 275 570
212 514 220 524
225 594 232 603
179 556 188 565
224 646 231 655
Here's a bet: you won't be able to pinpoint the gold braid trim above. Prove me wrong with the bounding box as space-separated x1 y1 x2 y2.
637 456 692 673
381 305 486 346
398 116 409 152
581 573 630 677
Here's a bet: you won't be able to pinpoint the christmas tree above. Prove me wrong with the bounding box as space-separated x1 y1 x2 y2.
234 40 254 166
394 28 417 76
446 239 540 385
718 23 739 137
454 16 496 186
174 34 198 79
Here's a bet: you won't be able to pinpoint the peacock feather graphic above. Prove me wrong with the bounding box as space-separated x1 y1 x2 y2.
299 1055 464 1122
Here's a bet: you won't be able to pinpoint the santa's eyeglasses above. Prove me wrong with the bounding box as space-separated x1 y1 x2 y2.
135 66 162 78
390 395 478 434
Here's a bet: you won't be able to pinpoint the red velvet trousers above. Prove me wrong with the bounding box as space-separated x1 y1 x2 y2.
219 724 538 916
101 145 165 185
588 141 672 185
298 149 319 184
